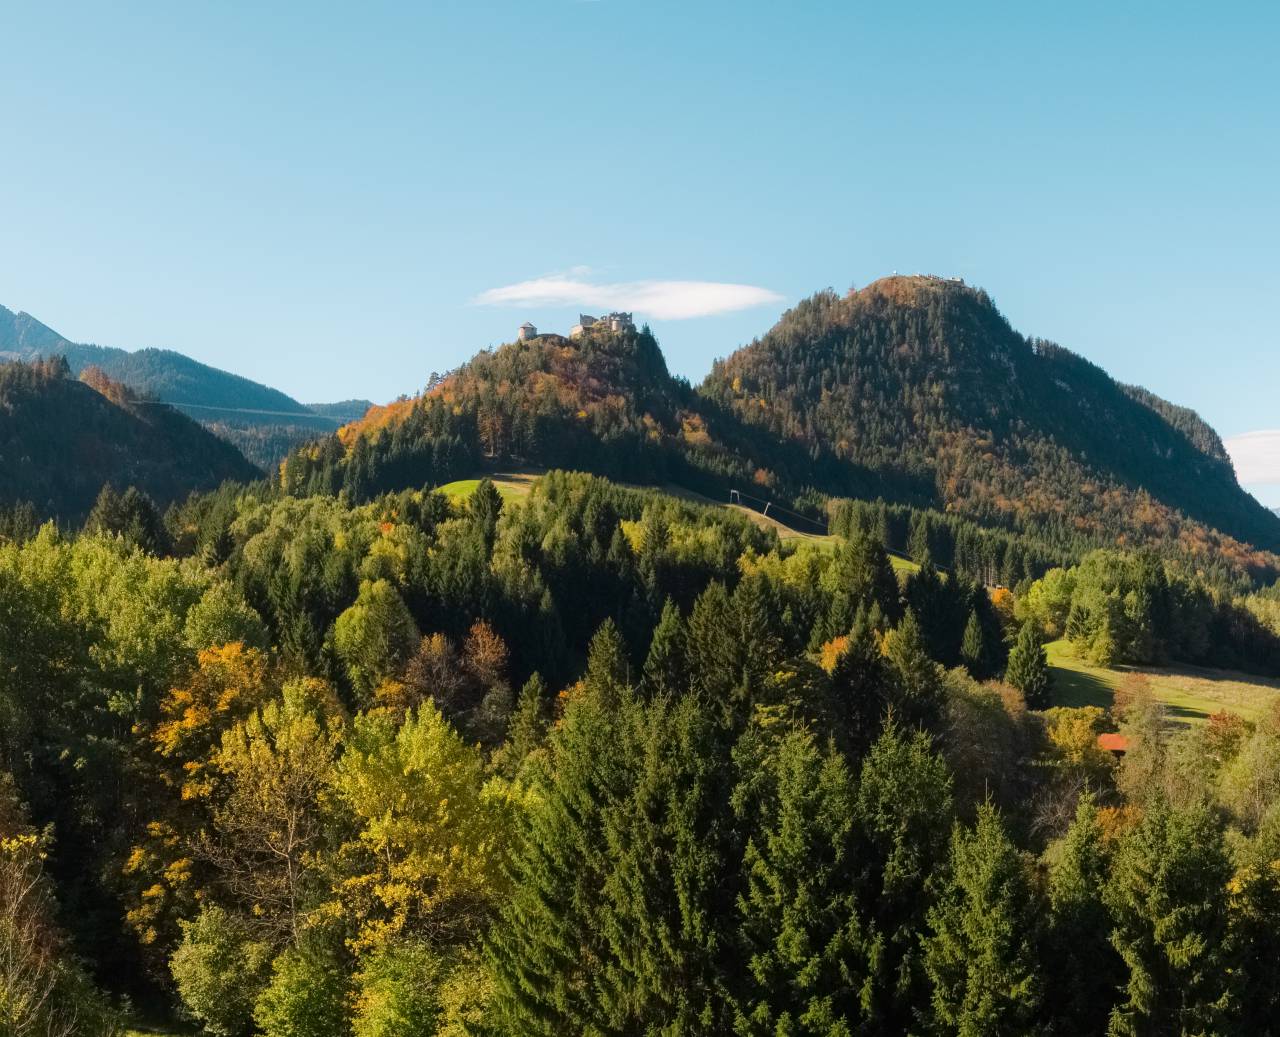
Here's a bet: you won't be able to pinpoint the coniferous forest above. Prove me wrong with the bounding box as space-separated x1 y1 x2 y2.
3 280 1280 1036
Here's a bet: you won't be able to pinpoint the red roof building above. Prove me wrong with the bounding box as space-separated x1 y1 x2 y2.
1097 732 1129 754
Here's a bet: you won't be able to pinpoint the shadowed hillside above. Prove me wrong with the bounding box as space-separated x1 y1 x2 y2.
0 357 261 521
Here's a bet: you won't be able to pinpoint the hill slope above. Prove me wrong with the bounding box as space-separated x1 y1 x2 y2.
0 358 261 521
701 275 1280 562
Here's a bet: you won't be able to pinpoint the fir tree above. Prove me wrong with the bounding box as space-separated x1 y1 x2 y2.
1005 620 1052 710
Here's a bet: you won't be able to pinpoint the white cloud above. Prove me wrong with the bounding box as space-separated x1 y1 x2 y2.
1225 430 1280 485
472 273 784 321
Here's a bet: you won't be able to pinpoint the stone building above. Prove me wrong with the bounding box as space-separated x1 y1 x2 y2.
569 311 635 339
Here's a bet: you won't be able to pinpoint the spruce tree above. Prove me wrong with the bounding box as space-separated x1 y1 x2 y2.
853 722 954 1035
482 624 637 1035
492 673 548 780
1005 620 1052 710
924 804 1044 1035
827 607 891 756
642 597 687 698
1045 795 1123 1034
686 582 743 712
1105 801 1237 1036
882 610 944 731
732 573 785 700
960 609 987 679
733 725 865 1036
596 692 733 1033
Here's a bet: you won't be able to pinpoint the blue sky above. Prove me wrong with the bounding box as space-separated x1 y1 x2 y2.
2 1 1278 502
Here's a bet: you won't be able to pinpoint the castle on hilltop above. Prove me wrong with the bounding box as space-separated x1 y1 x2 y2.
570 312 634 339
516 311 636 341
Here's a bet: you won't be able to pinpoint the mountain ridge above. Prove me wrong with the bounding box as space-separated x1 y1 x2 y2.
0 302 373 466
0 303 322 419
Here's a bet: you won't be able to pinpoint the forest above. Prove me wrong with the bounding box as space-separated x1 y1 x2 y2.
4 468 1280 1036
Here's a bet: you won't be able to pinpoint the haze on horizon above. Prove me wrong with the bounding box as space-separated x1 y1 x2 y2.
1 1 1276 500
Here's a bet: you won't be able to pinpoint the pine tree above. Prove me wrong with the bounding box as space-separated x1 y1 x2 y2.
642 597 687 698
733 725 865 1036
960 609 987 678
924 803 1044 1035
1005 620 1052 710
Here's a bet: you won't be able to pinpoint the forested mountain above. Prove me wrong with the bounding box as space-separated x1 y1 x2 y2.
702 275 1280 565
0 302 365 466
0 357 260 521
282 279 1280 579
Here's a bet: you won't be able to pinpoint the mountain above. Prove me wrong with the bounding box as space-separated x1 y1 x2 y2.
0 357 261 522
701 275 1280 562
0 303 368 466
281 275 1280 573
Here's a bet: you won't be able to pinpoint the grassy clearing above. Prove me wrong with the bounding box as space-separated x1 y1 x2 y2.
1046 639 1280 725
436 470 539 503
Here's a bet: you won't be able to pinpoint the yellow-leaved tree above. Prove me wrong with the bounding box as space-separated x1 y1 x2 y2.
331 703 510 953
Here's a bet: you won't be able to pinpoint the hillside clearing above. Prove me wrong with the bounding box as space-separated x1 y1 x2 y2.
1046 639 1280 725
435 470 540 502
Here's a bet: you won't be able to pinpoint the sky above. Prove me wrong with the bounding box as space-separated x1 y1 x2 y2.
1 1 1278 503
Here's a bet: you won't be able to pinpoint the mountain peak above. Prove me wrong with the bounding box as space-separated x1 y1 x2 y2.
0 303 72 355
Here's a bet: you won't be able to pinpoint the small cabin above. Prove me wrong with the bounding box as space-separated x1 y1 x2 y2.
517 322 538 341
